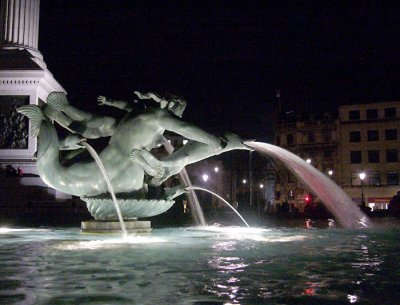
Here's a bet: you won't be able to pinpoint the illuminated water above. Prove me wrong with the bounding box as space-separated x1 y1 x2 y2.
1 222 400 304
163 140 206 226
188 186 250 227
82 142 127 237
245 142 370 228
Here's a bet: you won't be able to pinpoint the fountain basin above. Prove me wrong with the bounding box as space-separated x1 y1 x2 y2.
82 196 175 220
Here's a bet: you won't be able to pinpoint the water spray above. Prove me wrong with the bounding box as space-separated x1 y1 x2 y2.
185 186 250 228
82 141 128 238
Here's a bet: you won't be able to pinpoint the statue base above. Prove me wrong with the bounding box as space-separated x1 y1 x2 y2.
81 220 152 234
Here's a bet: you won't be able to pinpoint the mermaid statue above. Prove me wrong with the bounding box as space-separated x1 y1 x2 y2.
17 91 250 220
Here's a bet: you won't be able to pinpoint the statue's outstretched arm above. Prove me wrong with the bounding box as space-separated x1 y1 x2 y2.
160 114 221 149
98 96 134 112
45 92 117 138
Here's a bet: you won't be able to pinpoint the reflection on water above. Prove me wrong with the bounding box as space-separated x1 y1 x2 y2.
0 225 400 304
55 236 167 251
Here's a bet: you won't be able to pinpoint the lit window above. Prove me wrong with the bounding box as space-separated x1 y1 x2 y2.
368 171 380 186
351 172 361 186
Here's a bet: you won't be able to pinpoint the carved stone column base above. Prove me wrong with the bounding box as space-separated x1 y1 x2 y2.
81 220 152 234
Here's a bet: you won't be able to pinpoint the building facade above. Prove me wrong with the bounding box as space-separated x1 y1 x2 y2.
274 101 400 212
274 111 339 211
339 102 400 210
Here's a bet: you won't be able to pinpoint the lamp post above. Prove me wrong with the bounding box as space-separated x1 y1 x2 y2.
258 183 264 217
359 172 366 207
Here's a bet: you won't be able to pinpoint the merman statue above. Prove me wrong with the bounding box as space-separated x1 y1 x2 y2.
17 91 250 203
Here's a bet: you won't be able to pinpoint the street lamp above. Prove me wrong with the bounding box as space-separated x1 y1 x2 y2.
202 174 209 182
214 166 219 173
306 158 311 164
359 172 366 207
328 170 333 177
242 179 247 184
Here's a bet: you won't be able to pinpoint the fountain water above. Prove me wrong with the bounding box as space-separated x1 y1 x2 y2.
186 186 250 227
163 139 207 226
82 142 128 237
2 223 400 304
245 141 370 228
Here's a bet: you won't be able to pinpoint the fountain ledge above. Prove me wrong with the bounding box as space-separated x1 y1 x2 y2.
81 220 152 233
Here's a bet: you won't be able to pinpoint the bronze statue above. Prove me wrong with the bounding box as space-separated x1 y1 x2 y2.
17 91 250 202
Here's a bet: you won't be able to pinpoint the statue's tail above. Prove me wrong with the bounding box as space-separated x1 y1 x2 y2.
17 105 103 197
17 105 56 162
17 105 46 138
43 91 69 120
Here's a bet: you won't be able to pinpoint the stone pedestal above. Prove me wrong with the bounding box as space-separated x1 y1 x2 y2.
81 220 152 234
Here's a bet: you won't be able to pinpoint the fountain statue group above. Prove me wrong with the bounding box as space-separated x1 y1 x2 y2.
17 91 251 222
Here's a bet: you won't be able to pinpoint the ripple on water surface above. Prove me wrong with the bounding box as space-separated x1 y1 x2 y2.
0 226 400 304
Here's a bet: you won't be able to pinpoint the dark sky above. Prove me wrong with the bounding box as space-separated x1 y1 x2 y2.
38 1 400 141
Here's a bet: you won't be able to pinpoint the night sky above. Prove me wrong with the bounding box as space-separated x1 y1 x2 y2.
38 1 400 142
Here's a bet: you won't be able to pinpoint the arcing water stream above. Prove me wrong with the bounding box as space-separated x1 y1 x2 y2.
82 142 128 237
245 141 370 228
163 139 207 226
186 186 250 227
